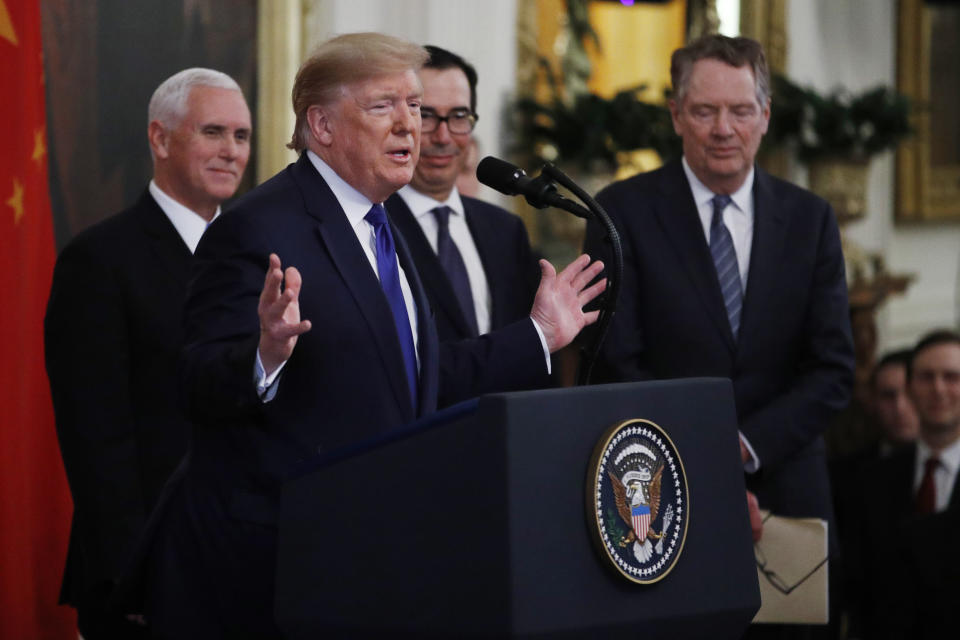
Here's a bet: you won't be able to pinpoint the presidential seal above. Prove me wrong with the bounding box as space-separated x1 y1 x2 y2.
586 419 689 584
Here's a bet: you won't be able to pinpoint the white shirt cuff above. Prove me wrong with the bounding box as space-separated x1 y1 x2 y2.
529 317 552 375
255 350 287 402
739 431 760 473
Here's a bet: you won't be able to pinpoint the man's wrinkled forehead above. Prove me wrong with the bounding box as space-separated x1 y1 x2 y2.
335 69 423 103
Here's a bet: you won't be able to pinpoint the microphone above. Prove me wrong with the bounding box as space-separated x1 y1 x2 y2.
476 156 589 218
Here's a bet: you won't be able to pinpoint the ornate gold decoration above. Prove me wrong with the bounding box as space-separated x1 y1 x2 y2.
896 0 960 221
740 0 788 179
256 0 304 183
807 159 870 225
739 0 786 74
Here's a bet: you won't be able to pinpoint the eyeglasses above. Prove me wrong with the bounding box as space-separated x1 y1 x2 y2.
421 108 477 134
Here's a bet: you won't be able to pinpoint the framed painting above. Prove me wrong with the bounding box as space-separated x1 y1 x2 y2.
896 0 960 222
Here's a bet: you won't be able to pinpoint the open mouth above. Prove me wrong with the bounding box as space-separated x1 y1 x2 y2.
388 148 412 161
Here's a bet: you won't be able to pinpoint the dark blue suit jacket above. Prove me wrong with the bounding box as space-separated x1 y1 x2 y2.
45 190 194 609
384 192 539 342
139 154 545 637
583 160 854 526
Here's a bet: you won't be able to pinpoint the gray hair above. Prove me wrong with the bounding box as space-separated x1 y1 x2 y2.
671 34 770 107
148 67 242 129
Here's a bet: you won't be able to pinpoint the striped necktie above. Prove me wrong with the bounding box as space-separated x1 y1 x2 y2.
710 194 742 339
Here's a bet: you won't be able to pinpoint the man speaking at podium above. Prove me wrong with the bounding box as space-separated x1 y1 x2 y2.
139 33 604 638
584 34 854 576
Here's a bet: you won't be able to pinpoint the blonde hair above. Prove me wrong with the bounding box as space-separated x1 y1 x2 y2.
288 33 429 152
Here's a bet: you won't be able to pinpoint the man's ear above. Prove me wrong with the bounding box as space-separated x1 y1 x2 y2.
148 120 170 160
307 105 334 147
668 98 682 136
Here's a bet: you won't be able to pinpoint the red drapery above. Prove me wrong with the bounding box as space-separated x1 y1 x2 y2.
0 0 77 637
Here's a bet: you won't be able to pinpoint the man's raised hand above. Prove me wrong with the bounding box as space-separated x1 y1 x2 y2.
258 253 311 374
530 254 606 353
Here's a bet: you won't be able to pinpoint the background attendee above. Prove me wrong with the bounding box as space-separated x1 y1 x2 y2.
44 68 251 639
847 329 960 639
386 45 540 347
137 33 603 638
583 34 854 636
867 349 921 453
832 350 919 516
833 349 919 631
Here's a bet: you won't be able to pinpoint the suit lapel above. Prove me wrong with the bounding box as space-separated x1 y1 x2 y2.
463 200 500 328
290 157 414 419
890 445 919 513
385 193 475 338
392 224 438 416
738 168 788 352
138 190 192 284
654 162 736 352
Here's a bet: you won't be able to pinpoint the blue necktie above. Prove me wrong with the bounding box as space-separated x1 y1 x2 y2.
710 194 743 339
365 204 418 408
432 206 479 337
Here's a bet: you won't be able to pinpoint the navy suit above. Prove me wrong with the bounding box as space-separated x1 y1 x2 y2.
583 160 854 527
138 154 546 638
384 192 539 342
45 191 192 636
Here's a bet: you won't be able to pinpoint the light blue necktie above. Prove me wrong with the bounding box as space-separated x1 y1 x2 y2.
710 194 742 339
365 204 418 409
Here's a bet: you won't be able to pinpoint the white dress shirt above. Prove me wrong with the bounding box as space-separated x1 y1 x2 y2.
681 157 754 290
149 180 219 254
914 437 960 513
397 184 491 335
681 158 759 471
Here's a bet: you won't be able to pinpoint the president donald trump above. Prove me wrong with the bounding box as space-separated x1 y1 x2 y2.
140 33 604 638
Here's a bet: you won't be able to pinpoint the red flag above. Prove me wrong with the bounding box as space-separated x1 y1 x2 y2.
0 1 77 637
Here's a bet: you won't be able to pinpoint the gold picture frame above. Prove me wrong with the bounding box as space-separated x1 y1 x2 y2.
896 0 960 222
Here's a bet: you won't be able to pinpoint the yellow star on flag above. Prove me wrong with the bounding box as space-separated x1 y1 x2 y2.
0 0 17 46
7 178 24 224
32 128 46 166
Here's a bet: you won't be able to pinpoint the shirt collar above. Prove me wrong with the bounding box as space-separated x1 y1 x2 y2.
917 435 960 475
306 150 377 229
148 180 219 254
681 156 754 214
397 184 465 221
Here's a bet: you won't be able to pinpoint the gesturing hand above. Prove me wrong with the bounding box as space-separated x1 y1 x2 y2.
530 254 606 353
258 253 312 375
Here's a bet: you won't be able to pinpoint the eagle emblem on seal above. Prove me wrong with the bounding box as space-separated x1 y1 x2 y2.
587 419 689 583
